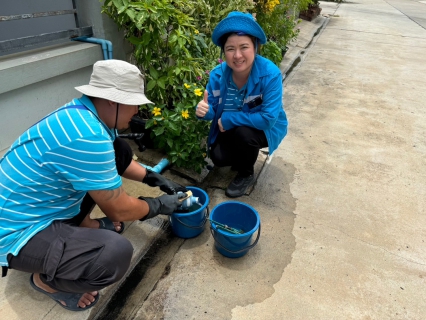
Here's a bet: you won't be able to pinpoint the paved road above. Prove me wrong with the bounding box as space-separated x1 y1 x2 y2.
386 0 426 28
114 0 426 319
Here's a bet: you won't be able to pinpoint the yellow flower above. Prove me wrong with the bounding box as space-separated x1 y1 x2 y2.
184 83 191 89
193 83 196 86
152 107 161 116
181 110 189 119
264 0 280 12
203 153 207 158
154 120 157 125
194 30 199 34
194 88 203 96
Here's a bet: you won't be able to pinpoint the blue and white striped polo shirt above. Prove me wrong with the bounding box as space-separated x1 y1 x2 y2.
223 79 247 113
0 95 122 266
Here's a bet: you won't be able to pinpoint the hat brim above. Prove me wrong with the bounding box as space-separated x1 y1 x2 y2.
75 85 153 106
212 15 267 46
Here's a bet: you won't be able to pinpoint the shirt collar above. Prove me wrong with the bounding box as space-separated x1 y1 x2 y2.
76 95 117 139
221 55 262 93
77 94 100 116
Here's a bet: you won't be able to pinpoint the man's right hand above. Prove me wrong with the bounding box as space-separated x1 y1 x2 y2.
195 90 209 118
139 194 183 221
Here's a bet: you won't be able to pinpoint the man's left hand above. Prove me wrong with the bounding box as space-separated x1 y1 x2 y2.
142 169 187 195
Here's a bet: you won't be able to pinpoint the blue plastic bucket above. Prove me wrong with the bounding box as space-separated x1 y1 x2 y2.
170 186 209 238
209 201 261 258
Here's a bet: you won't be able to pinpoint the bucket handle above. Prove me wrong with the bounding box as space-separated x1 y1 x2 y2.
174 206 209 229
209 223 261 255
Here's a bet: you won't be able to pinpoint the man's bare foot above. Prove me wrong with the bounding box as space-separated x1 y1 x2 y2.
32 273 98 309
79 215 122 233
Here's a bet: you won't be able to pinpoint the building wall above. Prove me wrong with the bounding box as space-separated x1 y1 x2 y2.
0 0 132 156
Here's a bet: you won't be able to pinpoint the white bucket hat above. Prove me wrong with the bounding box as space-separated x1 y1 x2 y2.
75 59 153 105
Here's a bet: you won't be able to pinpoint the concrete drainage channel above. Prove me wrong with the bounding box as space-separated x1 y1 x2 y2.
283 16 331 85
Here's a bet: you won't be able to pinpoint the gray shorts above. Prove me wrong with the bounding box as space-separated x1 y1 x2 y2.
8 220 133 293
5 137 135 293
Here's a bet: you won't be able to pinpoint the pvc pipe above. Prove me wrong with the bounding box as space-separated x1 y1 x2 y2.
139 158 170 174
106 40 113 60
72 37 112 60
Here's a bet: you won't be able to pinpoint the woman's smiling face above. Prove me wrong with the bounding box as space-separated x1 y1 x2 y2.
223 34 256 76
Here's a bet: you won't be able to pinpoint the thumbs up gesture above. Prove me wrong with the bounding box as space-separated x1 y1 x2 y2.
195 90 210 118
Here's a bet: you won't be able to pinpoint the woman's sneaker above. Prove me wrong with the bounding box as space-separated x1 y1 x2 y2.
225 174 255 198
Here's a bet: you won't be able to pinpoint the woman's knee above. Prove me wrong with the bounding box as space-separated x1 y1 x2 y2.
233 126 253 144
210 145 230 167
233 126 266 147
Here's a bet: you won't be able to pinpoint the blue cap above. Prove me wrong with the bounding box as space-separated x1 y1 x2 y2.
212 11 267 47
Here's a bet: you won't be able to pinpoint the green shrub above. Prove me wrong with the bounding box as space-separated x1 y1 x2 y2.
261 40 283 65
102 0 252 173
102 0 301 172
256 3 301 58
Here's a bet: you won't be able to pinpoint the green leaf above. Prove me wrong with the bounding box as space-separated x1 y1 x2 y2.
167 139 173 148
142 32 151 45
149 67 159 80
145 119 154 129
147 80 156 91
169 34 178 43
112 0 124 8
126 9 136 21
157 78 166 89
153 126 165 136
177 37 185 47
118 4 129 14
127 36 141 45
157 76 168 89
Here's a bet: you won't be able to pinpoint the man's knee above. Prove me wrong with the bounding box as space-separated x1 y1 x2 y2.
93 235 134 285
114 137 133 175
108 235 133 281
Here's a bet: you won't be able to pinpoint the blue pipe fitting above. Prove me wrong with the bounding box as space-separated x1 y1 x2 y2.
72 37 113 60
139 158 170 174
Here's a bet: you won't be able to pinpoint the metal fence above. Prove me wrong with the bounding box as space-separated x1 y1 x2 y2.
0 0 92 56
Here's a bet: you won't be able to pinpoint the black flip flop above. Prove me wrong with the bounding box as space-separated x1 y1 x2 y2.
29 274 99 312
96 217 125 234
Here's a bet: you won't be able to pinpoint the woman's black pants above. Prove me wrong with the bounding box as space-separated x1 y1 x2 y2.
210 126 268 177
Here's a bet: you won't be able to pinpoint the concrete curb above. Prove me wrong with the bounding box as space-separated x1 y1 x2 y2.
280 15 329 77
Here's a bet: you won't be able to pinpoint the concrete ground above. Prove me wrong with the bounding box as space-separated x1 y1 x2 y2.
119 1 426 319
1 0 426 319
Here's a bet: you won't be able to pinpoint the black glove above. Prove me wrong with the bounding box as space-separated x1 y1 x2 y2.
142 169 187 195
139 194 183 221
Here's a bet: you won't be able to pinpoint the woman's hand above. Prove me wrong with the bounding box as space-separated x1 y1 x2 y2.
196 90 209 118
218 118 225 132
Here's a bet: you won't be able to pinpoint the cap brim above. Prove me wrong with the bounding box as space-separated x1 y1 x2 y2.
75 85 153 105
